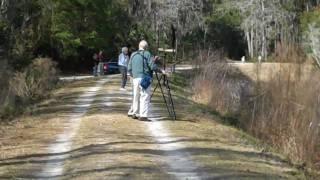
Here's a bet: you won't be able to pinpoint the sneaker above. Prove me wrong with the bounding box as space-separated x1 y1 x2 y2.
120 88 126 91
139 117 151 122
132 114 138 119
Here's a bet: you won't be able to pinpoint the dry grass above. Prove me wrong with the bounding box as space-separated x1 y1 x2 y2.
192 45 320 175
247 44 320 172
192 50 252 117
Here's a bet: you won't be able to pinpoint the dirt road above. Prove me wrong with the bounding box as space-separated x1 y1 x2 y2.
0 74 305 179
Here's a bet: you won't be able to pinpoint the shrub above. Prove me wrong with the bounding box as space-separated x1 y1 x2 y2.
0 58 58 121
0 61 16 121
10 58 59 102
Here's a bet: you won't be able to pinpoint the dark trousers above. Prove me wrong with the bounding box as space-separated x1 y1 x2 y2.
119 66 127 88
93 65 98 76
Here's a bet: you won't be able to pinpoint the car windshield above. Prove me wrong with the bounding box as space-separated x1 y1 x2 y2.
108 58 117 63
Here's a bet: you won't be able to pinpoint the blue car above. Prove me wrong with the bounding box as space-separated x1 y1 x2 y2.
103 59 120 75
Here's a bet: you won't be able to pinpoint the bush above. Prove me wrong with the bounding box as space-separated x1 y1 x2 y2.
1 58 58 120
10 58 59 102
0 61 15 121
0 58 58 121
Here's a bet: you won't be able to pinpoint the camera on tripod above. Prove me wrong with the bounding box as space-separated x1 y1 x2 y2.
150 48 177 120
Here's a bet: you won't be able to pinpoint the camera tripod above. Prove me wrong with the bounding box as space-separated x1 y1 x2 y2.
150 72 177 120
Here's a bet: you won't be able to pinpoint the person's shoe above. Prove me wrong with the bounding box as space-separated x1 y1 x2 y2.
132 114 138 119
120 88 126 91
139 117 151 122
128 114 133 117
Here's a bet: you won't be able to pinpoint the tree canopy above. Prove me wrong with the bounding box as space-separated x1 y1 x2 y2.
0 0 319 71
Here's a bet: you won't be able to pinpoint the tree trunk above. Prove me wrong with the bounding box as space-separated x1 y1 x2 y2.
246 30 252 58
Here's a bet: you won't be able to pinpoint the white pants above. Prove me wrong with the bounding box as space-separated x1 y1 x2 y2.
130 78 151 118
128 77 134 116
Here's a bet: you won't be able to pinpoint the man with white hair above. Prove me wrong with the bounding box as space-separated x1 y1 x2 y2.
118 47 129 90
128 40 157 121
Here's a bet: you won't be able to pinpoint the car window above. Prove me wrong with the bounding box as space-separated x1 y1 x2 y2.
109 58 118 63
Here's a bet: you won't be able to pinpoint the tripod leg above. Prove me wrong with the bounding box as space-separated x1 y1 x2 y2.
167 84 177 120
151 73 163 100
151 73 176 120
164 77 177 120
157 75 172 119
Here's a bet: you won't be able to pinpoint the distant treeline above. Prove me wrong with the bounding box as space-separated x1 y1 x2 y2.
0 0 319 72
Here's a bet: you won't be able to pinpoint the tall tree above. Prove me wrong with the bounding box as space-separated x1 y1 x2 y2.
129 0 206 49
301 7 320 67
220 0 296 59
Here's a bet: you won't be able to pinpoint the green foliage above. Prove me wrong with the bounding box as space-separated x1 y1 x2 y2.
1 0 134 71
51 0 131 60
206 1 243 28
1 0 319 71
300 7 320 32
0 20 9 45
181 1 245 59
300 7 320 60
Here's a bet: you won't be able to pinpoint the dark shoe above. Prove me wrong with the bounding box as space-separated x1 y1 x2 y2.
132 114 138 119
139 117 151 122
128 114 133 117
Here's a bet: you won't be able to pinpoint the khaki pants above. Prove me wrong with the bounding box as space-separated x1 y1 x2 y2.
128 77 134 116
130 78 151 118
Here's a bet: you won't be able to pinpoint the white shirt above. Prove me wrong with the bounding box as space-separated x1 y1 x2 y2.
118 53 129 67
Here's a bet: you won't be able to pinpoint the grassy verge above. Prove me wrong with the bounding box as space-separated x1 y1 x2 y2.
0 78 100 178
170 71 268 147
170 69 318 179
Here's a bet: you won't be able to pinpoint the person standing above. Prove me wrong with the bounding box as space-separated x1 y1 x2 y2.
118 47 129 91
128 40 157 121
97 50 104 76
93 53 98 76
